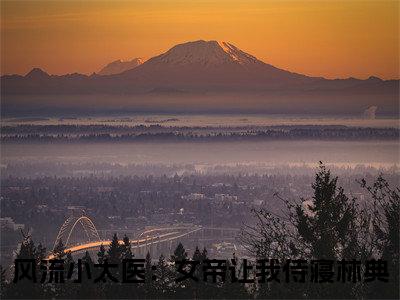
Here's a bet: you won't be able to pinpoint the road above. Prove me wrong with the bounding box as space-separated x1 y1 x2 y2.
46 227 202 259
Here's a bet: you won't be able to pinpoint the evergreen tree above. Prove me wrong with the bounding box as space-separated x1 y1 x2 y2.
171 242 187 262
16 238 36 260
219 258 249 299
201 247 208 261
35 243 46 264
107 233 122 264
296 163 358 260
361 176 399 299
144 252 154 297
8 237 45 298
192 246 207 283
170 243 188 297
294 163 359 298
121 234 133 259
192 246 201 261
53 239 66 259
155 254 173 296
80 251 101 298
242 163 362 299
65 251 74 266
190 246 210 299
81 250 94 284
82 250 94 266
56 251 75 298
95 245 110 297
104 233 122 297
97 244 106 264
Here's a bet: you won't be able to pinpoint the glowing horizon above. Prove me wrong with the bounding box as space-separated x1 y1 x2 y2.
1 0 399 79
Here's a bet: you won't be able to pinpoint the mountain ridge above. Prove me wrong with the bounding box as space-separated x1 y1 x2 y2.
1 40 398 116
98 58 144 75
1 40 393 81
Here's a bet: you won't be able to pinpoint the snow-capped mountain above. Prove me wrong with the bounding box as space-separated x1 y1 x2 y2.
148 40 260 67
1 40 398 115
118 40 311 89
98 58 143 75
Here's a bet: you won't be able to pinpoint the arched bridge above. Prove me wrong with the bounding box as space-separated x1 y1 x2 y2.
48 215 239 259
53 215 101 252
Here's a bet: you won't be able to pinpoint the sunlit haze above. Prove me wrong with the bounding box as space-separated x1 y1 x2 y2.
1 0 399 79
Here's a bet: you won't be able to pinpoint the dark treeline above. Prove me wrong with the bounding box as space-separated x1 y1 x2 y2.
2 234 249 299
2 125 398 143
240 165 399 299
0 165 398 299
3 161 395 178
1 124 353 135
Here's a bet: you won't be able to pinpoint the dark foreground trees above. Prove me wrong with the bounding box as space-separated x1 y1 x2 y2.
1 164 398 299
360 175 399 299
242 162 399 299
1 235 250 299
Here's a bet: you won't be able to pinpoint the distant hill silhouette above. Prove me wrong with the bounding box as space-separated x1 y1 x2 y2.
1 40 398 115
98 58 144 75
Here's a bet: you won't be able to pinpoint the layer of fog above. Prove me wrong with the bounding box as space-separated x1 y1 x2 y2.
2 140 398 170
3 114 399 128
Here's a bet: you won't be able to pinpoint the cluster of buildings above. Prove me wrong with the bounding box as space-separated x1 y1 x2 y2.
0 217 25 231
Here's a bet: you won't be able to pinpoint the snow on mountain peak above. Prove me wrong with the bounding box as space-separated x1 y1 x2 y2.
152 40 260 67
217 41 238 60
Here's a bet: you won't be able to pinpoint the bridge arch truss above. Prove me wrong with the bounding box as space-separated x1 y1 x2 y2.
53 215 100 251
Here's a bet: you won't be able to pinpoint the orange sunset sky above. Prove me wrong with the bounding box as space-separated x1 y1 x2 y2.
1 0 399 79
